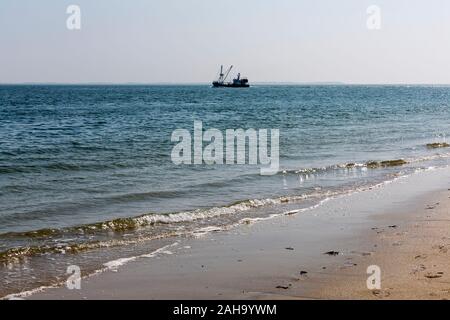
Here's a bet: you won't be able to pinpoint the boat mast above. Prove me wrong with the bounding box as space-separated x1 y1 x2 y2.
223 65 233 83
218 65 224 82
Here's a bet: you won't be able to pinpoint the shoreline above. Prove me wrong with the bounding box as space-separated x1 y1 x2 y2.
18 166 450 299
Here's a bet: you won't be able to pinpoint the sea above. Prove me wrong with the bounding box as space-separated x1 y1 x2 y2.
1 84 450 297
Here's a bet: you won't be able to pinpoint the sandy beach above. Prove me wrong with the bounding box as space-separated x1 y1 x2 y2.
21 166 450 300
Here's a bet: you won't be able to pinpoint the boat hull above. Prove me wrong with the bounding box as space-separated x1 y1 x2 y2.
212 82 249 88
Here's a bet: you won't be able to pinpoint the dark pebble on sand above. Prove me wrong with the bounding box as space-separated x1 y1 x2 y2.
276 285 291 289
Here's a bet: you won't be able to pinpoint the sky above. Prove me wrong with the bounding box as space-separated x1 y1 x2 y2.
1 0 450 84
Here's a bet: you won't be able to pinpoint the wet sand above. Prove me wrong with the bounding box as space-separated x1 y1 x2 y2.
27 167 450 300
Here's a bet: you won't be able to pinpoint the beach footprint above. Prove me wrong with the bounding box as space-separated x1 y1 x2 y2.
432 244 448 253
411 264 427 275
371 289 391 298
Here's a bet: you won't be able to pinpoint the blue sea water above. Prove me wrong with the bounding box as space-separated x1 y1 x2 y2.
1 84 450 295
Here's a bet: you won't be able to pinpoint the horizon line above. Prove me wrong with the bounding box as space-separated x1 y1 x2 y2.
2 82 450 86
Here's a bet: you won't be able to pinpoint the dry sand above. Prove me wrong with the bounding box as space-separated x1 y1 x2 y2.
313 190 450 299
28 167 450 300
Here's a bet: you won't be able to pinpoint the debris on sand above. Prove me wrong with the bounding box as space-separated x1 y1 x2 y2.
324 251 340 256
285 247 294 250
372 289 391 298
426 202 439 210
276 284 291 289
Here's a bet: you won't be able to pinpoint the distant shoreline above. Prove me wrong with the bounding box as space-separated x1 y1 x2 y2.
3 82 450 86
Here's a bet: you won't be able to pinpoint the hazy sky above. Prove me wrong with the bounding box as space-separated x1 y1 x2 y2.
1 0 450 84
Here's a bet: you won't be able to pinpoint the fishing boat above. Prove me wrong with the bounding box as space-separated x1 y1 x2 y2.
212 65 249 88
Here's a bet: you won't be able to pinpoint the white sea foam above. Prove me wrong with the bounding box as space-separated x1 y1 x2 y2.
2 284 58 300
103 242 179 270
103 257 137 271
1 242 180 299
192 226 227 238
